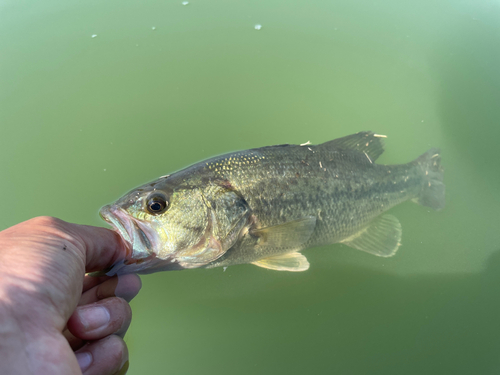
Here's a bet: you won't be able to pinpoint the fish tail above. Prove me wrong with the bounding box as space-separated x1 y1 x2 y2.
412 148 445 210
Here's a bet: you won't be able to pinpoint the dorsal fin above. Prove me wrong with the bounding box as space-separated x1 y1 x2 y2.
320 131 386 162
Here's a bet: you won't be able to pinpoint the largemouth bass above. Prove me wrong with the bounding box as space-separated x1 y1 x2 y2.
100 132 444 275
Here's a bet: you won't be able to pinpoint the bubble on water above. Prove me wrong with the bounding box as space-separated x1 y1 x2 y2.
91 34 97 38
152 26 156 30
182 1 189 5
254 24 262 30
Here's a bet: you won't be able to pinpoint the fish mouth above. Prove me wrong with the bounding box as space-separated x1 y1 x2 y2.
99 205 159 260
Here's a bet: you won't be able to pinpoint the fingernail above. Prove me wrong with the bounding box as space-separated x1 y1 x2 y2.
115 274 142 302
76 352 92 372
114 360 129 375
78 305 110 331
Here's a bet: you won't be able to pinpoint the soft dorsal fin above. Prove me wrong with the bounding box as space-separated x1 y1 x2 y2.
250 217 317 250
340 214 402 257
320 131 386 162
252 252 310 272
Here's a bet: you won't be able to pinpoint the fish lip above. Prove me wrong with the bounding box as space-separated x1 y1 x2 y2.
99 205 158 259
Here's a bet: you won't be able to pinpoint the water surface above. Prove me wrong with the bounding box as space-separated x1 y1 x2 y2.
1 0 500 374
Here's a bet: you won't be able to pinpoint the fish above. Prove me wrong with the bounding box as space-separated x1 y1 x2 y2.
99 131 444 275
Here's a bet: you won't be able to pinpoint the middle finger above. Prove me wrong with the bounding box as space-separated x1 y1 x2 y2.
68 297 132 340
79 274 142 306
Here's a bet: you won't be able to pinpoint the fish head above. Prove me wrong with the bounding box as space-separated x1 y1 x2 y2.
99 177 250 274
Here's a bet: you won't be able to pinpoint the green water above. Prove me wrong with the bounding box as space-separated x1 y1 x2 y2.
2 0 500 373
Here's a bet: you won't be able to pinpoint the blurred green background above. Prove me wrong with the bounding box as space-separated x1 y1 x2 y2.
1 0 500 374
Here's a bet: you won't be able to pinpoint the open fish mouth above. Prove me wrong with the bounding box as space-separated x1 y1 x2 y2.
99 205 159 259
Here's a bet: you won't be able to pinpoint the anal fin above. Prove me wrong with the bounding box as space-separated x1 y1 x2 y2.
252 252 310 272
340 214 402 257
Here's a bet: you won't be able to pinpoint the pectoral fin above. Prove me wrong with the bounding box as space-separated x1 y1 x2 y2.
250 216 317 250
252 252 310 272
341 214 402 257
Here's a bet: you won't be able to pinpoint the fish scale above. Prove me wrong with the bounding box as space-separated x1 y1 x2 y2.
203 144 426 268
99 132 444 275
199 146 411 241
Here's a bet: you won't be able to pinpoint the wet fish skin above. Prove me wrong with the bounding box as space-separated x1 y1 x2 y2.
99 132 444 275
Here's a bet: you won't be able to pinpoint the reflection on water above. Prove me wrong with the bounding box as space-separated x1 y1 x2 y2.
130 248 500 374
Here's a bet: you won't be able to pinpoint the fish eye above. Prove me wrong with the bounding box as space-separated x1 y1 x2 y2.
146 193 169 214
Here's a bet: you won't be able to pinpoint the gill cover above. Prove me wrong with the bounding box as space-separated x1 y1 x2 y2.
175 183 251 267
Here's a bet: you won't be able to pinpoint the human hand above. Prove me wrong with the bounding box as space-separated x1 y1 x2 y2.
0 216 141 375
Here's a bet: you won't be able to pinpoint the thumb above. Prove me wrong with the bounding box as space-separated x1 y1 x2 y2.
62 222 129 273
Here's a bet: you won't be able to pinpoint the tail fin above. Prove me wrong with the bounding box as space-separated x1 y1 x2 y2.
412 148 445 210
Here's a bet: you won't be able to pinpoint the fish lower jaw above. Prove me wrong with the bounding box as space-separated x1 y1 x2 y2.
100 205 159 259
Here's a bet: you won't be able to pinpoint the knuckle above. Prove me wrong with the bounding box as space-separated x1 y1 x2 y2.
29 216 86 256
29 216 66 228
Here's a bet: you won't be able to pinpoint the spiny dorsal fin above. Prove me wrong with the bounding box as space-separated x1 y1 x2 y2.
320 131 386 162
340 214 401 257
251 217 317 250
252 252 310 272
